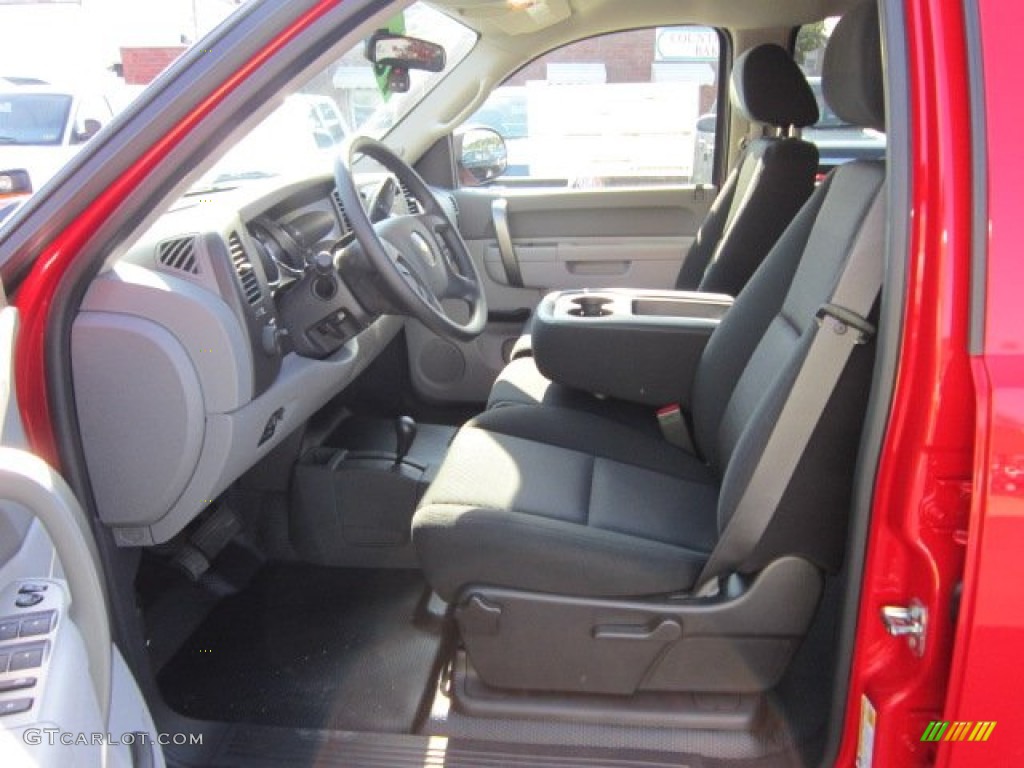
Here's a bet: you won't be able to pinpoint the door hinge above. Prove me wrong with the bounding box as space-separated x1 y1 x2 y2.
881 599 927 657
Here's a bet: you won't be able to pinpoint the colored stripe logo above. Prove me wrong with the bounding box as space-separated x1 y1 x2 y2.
921 721 996 742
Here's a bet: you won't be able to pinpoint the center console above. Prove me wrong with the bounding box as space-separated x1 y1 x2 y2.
290 416 457 568
531 289 733 407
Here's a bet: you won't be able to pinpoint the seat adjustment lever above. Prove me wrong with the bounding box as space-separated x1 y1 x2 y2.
593 619 682 643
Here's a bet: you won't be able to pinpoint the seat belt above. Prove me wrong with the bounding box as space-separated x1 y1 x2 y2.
696 189 885 592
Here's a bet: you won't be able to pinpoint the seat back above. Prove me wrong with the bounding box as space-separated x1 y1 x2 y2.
676 44 820 296
690 0 885 576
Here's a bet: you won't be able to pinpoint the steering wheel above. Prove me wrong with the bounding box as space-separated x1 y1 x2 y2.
334 136 487 342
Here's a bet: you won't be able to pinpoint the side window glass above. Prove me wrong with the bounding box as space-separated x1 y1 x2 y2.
462 27 721 188
796 18 886 166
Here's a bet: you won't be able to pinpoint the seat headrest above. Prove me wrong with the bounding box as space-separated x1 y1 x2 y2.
822 1 885 132
729 44 819 129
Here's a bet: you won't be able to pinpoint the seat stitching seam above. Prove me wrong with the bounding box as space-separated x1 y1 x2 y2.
463 425 714 484
420 502 713 558
584 455 595 526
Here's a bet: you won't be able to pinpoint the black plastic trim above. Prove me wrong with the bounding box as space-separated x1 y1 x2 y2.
963 0 988 355
711 28 734 186
488 308 531 324
454 651 762 729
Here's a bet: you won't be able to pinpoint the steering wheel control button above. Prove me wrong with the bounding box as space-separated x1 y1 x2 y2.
0 620 18 641
19 612 55 638
8 646 45 671
0 698 33 717
0 677 36 693
15 593 44 608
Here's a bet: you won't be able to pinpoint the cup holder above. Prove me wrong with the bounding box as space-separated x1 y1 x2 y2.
568 295 613 317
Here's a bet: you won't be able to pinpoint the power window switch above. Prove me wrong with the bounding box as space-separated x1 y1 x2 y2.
9 647 44 671
0 677 35 693
0 620 18 641
0 698 33 716
15 593 44 608
19 612 55 638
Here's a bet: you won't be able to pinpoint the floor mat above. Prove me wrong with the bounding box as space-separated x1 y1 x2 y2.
158 564 443 732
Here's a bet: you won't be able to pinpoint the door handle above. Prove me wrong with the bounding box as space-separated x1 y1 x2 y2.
491 198 524 287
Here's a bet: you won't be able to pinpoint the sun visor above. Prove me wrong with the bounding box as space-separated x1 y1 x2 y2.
445 0 571 36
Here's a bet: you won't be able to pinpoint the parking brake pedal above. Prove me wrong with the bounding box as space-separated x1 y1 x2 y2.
172 506 243 581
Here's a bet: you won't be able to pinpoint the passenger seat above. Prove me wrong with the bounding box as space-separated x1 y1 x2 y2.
494 43 820 411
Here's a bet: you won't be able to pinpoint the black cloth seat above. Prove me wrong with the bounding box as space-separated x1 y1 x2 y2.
676 43 819 295
414 2 885 604
493 43 820 410
415 405 718 600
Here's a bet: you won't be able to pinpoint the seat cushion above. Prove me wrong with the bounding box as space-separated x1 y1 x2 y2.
487 356 661 437
413 405 718 602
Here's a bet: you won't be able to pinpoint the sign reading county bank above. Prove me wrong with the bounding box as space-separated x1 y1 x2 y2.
655 27 719 62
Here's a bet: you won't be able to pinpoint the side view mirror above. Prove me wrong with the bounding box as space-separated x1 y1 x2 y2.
454 127 508 186
695 114 717 134
72 118 102 144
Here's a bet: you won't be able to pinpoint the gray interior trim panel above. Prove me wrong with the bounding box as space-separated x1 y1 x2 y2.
456 186 713 241
80 264 253 413
109 315 402 545
0 449 112 727
73 312 206 527
0 307 27 448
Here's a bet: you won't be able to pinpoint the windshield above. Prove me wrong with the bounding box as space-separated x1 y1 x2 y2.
0 93 72 146
199 3 475 189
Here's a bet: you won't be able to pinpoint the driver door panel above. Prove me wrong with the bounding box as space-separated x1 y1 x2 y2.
0 299 164 767
406 185 715 404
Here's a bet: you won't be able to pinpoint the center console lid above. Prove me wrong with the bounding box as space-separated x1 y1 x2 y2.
531 289 733 407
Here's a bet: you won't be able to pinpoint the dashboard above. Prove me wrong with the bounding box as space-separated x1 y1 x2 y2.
70 172 430 547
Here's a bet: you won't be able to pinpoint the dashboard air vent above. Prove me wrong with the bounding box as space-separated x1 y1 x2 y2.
227 232 262 306
331 188 354 236
156 236 199 274
400 181 423 214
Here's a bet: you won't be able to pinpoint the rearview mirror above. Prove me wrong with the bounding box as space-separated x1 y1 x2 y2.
366 32 446 73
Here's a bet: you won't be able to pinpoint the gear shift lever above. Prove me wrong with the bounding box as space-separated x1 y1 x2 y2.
393 415 417 469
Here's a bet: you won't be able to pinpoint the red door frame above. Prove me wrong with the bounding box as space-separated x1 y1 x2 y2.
935 0 1024 765
9 0 1021 765
835 0 978 765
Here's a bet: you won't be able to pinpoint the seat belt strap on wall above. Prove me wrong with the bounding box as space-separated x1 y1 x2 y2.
696 189 886 590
